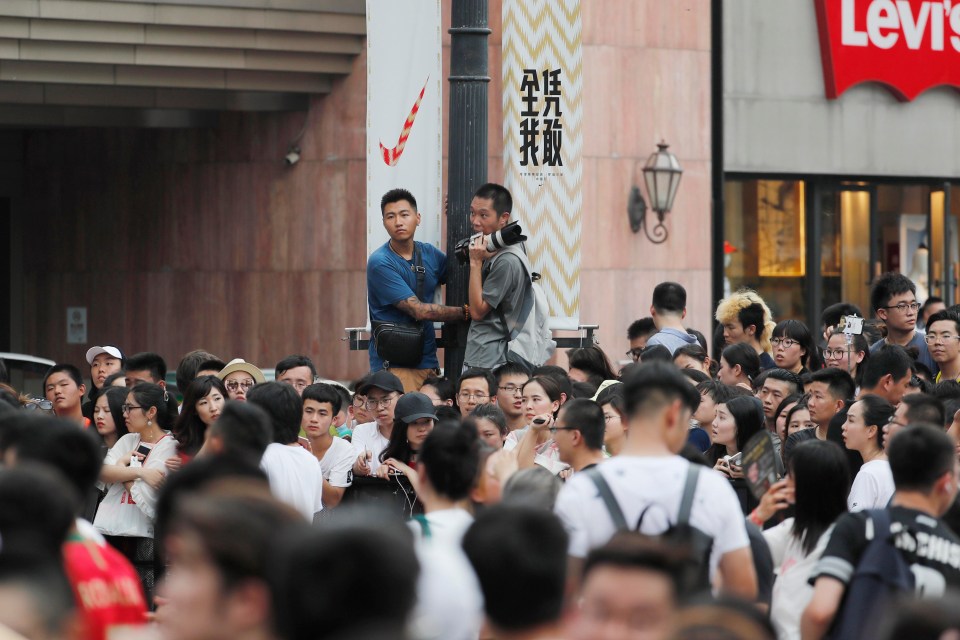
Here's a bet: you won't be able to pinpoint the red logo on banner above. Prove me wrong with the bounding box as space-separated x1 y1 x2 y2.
815 0 960 101
380 77 429 167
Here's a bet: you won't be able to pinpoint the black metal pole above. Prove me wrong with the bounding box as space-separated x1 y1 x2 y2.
444 0 490 376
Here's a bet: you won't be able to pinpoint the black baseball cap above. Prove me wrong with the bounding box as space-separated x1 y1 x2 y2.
357 370 404 395
395 392 437 423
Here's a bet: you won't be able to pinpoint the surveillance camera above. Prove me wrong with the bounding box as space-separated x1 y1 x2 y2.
285 147 301 166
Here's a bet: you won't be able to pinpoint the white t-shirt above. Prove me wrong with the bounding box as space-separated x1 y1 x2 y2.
351 421 390 475
554 455 750 578
319 436 356 488
763 518 834 640
260 443 324 521
503 428 569 475
847 459 895 512
94 433 179 538
407 508 483 640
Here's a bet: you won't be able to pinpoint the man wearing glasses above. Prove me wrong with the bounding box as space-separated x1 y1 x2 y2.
925 310 960 383
493 362 530 431
869 272 938 375
351 371 404 476
456 369 495 418
550 399 605 473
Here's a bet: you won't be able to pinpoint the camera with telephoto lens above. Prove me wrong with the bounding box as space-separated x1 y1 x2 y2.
454 221 528 264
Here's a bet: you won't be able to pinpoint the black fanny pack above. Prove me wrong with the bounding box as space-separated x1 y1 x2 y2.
372 244 426 369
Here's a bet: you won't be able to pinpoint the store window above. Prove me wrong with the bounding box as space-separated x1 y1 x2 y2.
723 179 809 322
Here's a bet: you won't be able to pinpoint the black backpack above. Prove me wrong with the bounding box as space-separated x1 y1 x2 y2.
584 464 714 594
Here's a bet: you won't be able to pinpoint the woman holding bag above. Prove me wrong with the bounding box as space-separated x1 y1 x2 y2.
94 382 178 604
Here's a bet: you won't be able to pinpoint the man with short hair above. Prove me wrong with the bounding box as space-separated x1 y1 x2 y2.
174 349 219 398
554 362 757 599
803 368 855 439
123 352 167 389
463 506 568 640
821 303 863 342
859 345 914 407
202 401 273 463
757 369 802 431
802 425 960 639
925 310 960 383
274 355 317 396
44 364 88 426
457 368 495 418
351 371 404 477
869 272 938 374
626 317 657 362
367 188 466 392
715 289 776 370
493 362 530 431
552 399 605 472
464 183 533 371
921 296 947 331
247 382 323 521
568 534 684 640
301 383 354 509
646 282 697 355
886 393 945 443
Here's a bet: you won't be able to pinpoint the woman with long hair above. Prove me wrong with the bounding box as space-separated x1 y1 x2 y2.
718 343 760 389
94 382 178 604
750 440 850 640
822 331 870 389
173 375 227 460
92 386 130 453
468 402 509 450
773 394 803 446
673 344 715 377
771 320 822 375
709 395 767 514
505 376 566 475
842 394 895 511
377 392 437 478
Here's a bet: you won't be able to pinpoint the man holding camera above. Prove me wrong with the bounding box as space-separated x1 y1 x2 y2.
464 183 532 371
367 188 468 392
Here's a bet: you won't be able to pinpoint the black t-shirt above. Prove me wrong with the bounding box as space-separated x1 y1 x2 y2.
812 507 960 596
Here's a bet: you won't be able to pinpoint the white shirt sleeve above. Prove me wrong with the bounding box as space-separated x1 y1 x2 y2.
554 475 594 558
325 439 355 487
128 436 179 521
762 518 794 567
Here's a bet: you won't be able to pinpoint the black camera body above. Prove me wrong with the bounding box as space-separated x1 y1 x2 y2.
454 221 527 264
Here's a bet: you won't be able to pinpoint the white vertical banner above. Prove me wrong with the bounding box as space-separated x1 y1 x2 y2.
366 0 443 255
503 0 583 329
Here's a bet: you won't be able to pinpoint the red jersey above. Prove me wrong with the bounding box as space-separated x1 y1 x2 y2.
63 537 148 640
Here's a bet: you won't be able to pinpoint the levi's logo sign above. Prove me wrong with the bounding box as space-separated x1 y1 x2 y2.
815 0 960 100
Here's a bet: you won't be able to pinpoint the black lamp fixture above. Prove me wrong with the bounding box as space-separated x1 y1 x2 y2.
628 141 683 243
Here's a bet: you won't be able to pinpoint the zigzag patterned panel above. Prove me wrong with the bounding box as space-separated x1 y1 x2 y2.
502 0 582 328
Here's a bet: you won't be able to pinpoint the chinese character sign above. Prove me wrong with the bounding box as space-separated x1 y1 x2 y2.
503 1 582 327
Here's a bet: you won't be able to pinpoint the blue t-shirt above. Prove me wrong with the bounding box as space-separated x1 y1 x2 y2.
870 331 939 376
367 241 447 371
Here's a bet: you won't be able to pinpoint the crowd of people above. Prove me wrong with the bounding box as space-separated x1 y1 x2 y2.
5 183 960 639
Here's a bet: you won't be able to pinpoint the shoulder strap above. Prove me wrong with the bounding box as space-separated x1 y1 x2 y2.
677 464 701 525
412 243 426 301
584 466 628 531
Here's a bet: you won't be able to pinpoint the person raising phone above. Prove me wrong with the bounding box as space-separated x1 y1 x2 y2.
708 395 767 515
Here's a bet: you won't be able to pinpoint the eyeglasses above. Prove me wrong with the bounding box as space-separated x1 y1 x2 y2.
364 394 398 410
24 399 53 411
121 404 143 414
352 396 366 407
887 416 908 428
498 385 523 395
771 338 799 349
924 333 960 344
625 348 643 360
822 348 848 359
284 381 309 391
603 413 620 423
883 301 921 313
458 392 491 402
548 426 579 433
225 379 255 392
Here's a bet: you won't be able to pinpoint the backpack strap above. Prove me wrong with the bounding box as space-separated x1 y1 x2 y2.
677 464 701 526
584 466 628 531
412 242 426 301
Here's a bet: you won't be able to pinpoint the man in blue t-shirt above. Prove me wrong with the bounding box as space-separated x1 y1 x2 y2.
367 188 468 392
868 272 938 376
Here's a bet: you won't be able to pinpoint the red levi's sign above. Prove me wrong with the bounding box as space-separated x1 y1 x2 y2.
815 0 960 100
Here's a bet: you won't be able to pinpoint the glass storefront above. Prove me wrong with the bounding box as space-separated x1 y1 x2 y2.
723 177 960 330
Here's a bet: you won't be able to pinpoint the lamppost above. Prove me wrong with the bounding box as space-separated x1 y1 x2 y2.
627 141 683 244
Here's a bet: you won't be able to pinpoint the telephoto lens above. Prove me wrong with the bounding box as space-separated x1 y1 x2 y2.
454 221 527 265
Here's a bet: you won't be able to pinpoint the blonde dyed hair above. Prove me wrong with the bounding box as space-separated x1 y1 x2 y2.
714 289 776 353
